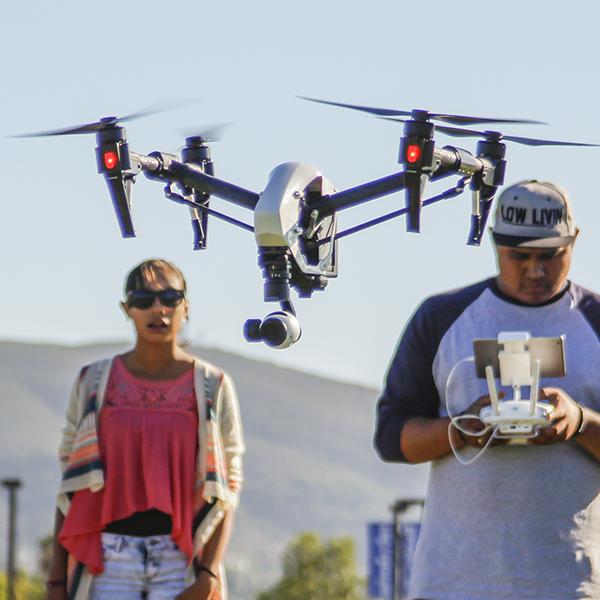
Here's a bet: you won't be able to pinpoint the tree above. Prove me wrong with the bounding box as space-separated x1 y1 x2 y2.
0 571 45 600
38 533 54 578
257 532 364 600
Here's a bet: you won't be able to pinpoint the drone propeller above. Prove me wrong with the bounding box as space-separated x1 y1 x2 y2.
10 101 192 138
381 118 600 147
298 96 545 126
177 122 231 146
176 124 230 252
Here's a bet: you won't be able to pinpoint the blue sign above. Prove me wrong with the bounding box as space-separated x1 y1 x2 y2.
367 522 395 599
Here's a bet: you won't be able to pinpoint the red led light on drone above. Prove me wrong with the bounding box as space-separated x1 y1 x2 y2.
103 151 119 170
406 144 422 164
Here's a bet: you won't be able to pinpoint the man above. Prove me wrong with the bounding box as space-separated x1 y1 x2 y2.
375 180 600 600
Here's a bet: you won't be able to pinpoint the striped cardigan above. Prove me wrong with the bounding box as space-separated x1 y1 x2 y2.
57 357 245 600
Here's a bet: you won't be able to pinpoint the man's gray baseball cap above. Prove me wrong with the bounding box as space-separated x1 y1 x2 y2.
491 180 577 248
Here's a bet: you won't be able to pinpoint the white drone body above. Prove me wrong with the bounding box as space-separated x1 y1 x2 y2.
253 161 337 278
479 332 554 438
241 162 338 348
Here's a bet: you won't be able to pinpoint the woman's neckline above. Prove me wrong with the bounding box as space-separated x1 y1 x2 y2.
115 354 194 384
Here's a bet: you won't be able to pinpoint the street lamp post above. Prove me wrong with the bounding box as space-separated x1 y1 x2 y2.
2 479 22 600
391 498 424 600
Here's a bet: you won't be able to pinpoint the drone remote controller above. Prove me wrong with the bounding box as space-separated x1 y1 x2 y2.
478 332 559 438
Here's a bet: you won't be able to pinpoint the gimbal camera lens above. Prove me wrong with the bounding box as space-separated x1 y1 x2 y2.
243 311 301 349
264 280 290 302
259 248 292 302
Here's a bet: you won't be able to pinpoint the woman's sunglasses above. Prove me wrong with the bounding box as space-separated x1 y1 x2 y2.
126 289 185 310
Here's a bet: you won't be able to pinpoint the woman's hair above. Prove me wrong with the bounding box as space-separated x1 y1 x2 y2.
124 259 187 296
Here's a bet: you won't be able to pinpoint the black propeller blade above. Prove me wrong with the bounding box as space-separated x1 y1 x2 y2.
10 101 193 138
381 118 600 147
299 96 546 126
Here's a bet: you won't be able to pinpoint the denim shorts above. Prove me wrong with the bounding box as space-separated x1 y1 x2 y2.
90 532 189 599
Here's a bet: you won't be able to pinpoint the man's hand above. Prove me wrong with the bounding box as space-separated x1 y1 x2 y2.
530 387 581 445
457 394 509 449
175 571 219 600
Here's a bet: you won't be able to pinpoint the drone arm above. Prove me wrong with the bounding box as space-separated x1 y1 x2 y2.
316 176 471 245
432 145 503 246
315 145 480 215
435 146 485 178
129 151 260 210
311 171 408 217
129 151 162 173
167 161 259 210
163 184 254 233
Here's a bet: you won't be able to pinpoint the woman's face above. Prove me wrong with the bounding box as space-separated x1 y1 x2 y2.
122 268 189 345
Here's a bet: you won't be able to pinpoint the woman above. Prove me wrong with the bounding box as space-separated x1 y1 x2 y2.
46 259 245 600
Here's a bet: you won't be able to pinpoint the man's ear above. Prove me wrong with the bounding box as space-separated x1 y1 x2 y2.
120 301 130 319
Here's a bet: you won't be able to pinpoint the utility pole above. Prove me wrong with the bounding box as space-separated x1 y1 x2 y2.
2 479 22 600
391 498 424 600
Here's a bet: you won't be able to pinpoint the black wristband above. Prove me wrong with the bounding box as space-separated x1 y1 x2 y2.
198 564 218 579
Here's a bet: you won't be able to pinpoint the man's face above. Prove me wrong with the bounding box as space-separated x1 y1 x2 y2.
495 243 575 305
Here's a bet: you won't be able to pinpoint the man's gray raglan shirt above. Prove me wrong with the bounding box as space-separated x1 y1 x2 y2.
376 278 600 600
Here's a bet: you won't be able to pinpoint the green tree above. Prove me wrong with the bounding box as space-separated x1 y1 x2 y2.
0 571 45 600
38 533 54 578
257 532 365 600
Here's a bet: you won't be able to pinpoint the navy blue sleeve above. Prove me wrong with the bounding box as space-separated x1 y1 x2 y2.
571 283 600 341
374 279 490 462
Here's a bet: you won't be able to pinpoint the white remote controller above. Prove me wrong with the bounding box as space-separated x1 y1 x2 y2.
479 333 554 438
480 400 553 437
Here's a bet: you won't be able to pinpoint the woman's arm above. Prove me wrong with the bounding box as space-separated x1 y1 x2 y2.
199 509 234 573
45 508 68 600
219 373 245 494
175 510 235 600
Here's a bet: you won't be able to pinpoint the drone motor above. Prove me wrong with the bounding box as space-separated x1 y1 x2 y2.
95 124 137 238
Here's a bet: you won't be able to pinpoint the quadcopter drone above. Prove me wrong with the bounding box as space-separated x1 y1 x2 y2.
13 99 598 349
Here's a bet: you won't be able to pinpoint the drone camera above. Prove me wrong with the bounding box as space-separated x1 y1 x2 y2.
243 311 302 349
259 248 292 302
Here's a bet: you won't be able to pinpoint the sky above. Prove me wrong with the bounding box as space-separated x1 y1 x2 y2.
2 1 600 388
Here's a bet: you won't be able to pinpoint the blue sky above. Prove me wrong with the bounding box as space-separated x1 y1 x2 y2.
2 0 599 387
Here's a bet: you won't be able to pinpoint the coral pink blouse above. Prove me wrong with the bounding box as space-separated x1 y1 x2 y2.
59 357 198 574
